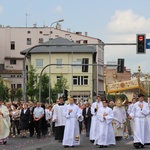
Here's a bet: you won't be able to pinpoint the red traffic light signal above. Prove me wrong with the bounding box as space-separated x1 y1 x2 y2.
138 36 144 41
136 34 146 54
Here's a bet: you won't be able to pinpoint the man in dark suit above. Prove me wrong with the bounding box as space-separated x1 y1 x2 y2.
29 102 35 137
82 102 92 137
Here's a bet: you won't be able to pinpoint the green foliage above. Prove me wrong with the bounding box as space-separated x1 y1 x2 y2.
26 65 38 101
38 73 50 103
51 75 69 103
0 80 9 101
15 88 23 102
25 66 69 104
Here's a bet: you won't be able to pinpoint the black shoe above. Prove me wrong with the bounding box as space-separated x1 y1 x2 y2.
3 141 7 145
90 140 95 143
134 143 140 149
64 145 69 148
103 146 108 148
140 143 144 148
99 145 104 148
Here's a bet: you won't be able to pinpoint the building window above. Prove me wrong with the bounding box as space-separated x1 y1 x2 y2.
39 38 43 43
10 60 16 65
11 41 15 50
27 31 31 34
76 40 80 44
73 76 88 85
11 75 16 78
17 75 22 78
17 84 22 89
50 31 53 34
57 76 60 81
56 59 62 67
11 84 16 89
36 59 43 67
27 38 32 45
39 31 43 34
83 40 88 44
72 59 82 68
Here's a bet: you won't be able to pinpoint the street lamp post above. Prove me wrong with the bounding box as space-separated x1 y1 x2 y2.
48 19 64 104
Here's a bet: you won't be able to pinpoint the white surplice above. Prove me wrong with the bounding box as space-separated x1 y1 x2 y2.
94 106 116 146
130 101 150 145
0 105 10 143
90 101 103 140
146 106 150 143
52 103 66 127
113 106 127 137
62 103 83 146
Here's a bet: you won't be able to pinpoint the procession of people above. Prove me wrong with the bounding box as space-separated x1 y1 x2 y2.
0 94 150 149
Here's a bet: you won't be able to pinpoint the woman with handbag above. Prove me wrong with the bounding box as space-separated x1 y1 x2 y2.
11 104 20 137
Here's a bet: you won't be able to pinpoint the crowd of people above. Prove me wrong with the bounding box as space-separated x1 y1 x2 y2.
0 93 150 149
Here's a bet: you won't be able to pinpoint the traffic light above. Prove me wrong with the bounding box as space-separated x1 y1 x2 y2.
117 59 124 73
63 89 68 100
136 34 146 54
82 58 89 72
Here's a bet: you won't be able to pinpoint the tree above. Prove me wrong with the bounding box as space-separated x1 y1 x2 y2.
0 79 10 102
26 65 37 101
51 75 69 103
37 73 50 103
16 88 23 102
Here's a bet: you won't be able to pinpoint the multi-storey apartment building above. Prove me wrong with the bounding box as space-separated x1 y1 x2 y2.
0 24 104 99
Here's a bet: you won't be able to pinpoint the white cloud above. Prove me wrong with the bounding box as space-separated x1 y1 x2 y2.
107 10 150 34
105 10 150 73
55 5 62 13
0 5 3 15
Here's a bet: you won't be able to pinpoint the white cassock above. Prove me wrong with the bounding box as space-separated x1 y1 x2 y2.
127 103 135 136
90 101 103 141
52 103 66 127
0 105 10 143
146 106 150 144
113 106 127 137
62 104 83 146
130 101 150 145
94 106 116 146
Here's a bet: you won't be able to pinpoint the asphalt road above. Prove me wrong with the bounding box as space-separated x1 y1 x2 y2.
0 135 150 150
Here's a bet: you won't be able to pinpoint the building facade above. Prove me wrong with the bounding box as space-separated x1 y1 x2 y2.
0 25 104 98
21 37 98 101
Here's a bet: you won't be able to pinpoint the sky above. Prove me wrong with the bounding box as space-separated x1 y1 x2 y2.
0 0 150 73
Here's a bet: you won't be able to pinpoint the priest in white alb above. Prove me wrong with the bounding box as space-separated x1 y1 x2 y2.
90 95 103 142
62 97 83 148
94 100 116 148
0 99 10 145
129 94 150 148
113 98 127 139
52 97 66 142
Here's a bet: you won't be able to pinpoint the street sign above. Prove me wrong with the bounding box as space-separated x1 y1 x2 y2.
146 39 150 49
